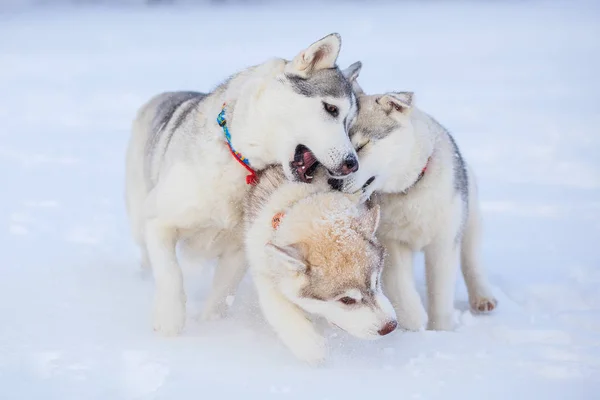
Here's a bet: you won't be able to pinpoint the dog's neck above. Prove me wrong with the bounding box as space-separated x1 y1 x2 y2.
382 109 439 194
215 58 287 171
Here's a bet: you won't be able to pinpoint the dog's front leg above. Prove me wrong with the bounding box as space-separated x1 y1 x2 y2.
381 240 426 331
201 247 247 321
254 276 325 365
424 238 459 331
145 218 186 335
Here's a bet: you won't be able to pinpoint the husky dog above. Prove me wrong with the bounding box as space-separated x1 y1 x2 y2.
245 166 397 364
125 34 360 335
331 62 497 331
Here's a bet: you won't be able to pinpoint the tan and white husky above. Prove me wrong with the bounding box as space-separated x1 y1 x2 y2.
245 166 397 364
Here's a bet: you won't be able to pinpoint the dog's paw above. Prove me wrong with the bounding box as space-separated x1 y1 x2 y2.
426 313 456 331
394 300 427 331
285 331 327 366
470 296 498 314
397 310 426 331
199 303 228 322
153 292 186 336
199 295 235 321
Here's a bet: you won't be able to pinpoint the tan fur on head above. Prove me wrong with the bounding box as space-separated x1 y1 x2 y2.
269 192 384 302
245 166 396 362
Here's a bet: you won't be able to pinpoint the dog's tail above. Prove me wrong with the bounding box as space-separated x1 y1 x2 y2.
460 166 497 313
124 100 157 269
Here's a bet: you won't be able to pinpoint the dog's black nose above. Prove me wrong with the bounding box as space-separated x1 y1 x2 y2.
340 154 359 175
378 320 398 336
328 178 343 191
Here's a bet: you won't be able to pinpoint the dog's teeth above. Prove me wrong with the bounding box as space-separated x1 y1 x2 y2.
306 174 313 179
301 166 306 170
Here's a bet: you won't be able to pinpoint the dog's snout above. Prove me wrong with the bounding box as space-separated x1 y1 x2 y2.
378 320 398 336
328 178 343 191
340 154 359 175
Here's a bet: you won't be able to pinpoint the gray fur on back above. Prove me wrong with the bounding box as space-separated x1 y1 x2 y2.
419 113 469 208
446 132 469 208
150 91 205 135
442 128 470 242
143 91 207 186
424 115 470 234
447 132 470 242
244 165 287 226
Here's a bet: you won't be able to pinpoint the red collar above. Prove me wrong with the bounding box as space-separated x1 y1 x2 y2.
401 156 430 194
421 157 430 175
217 103 258 185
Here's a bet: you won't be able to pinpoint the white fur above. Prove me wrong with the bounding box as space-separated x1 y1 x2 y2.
338 66 497 331
125 34 358 335
359 108 495 330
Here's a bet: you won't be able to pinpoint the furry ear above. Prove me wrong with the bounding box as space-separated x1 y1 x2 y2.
356 204 381 238
286 33 342 77
265 242 307 272
342 61 362 83
342 61 365 95
378 92 414 115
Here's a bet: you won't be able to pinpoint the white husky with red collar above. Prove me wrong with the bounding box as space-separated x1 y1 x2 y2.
125 34 359 336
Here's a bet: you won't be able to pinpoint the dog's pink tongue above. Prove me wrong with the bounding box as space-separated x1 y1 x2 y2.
302 150 317 169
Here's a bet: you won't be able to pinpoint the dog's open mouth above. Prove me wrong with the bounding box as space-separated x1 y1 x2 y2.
291 144 320 183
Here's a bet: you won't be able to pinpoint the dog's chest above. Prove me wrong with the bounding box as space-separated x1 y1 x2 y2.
377 190 448 250
155 153 250 238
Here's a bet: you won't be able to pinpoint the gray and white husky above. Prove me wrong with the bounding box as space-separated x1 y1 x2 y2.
332 62 497 331
244 166 396 364
125 34 359 335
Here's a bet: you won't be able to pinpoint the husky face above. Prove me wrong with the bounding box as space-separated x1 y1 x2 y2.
329 92 417 198
266 203 398 339
266 34 359 184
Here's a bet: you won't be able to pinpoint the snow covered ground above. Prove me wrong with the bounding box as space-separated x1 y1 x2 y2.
1 1 599 399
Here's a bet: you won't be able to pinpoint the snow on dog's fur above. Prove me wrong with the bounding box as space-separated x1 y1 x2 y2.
245 166 397 364
125 34 360 335
331 62 497 331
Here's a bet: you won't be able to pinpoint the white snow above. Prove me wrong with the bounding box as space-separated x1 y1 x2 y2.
1 1 600 399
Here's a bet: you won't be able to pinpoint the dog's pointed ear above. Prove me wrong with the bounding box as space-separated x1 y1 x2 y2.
342 61 365 95
357 204 381 238
265 242 307 272
378 92 414 115
286 33 342 77
342 61 362 83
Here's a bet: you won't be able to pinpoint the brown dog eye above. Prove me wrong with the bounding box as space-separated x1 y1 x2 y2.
339 297 356 305
323 102 339 117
